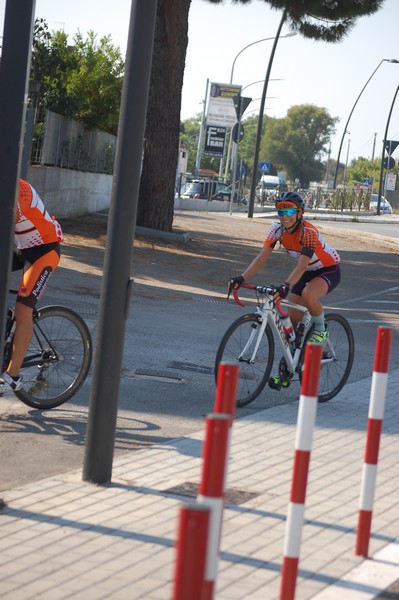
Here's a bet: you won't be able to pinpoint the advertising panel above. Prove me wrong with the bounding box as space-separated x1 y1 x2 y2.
207 82 241 127
204 125 226 158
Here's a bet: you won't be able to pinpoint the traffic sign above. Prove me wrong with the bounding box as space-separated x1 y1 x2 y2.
259 162 270 173
231 123 244 143
233 96 252 120
384 140 399 155
383 156 395 170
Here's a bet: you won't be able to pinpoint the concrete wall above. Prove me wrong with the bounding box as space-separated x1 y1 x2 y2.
25 165 248 217
27 165 112 218
174 196 246 213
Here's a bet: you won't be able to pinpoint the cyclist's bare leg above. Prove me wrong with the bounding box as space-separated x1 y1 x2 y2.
7 303 33 377
289 277 329 322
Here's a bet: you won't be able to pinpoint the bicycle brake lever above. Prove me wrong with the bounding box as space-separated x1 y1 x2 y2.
233 288 246 307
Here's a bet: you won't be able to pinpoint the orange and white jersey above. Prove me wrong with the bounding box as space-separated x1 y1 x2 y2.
15 180 63 249
264 219 340 271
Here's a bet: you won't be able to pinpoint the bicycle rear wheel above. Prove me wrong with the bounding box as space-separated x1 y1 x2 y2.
15 306 92 409
300 313 354 402
215 314 274 407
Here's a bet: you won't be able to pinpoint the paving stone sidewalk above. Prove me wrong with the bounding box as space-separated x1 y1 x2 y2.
1 368 398 600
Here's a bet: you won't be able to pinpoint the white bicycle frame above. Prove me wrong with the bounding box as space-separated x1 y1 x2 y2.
239 294 312 375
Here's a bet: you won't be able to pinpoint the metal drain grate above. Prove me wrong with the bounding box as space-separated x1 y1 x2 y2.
124 368 184 382
192 295 226 305
168 361 213 375
164 481 259 506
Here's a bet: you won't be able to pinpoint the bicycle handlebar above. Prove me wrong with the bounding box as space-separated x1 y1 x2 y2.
230 282 288 316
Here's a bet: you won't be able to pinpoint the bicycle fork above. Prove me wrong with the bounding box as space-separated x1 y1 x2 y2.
238 310 268 364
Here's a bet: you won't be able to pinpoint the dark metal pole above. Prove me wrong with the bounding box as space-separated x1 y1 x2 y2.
83 0 158 484
377 84 399 215
0 0 36 365
248 11 286 218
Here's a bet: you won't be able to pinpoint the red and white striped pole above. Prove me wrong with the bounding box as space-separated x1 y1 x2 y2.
356 326 392 557
172 503 210 600
214 362 239 423
280 343 323 600
197 413 231 600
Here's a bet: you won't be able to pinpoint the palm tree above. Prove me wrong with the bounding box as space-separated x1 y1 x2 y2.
137 0 384 231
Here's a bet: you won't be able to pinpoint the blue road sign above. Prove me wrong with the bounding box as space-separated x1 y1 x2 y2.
259 162 270 173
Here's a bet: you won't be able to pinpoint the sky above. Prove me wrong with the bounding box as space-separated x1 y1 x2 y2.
1 0 399 167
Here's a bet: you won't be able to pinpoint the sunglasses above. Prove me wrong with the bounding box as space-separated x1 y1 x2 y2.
278 208 297 217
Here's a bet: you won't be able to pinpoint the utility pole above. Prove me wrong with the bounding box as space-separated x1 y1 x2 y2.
371 132 377 161
195 79 209 177
325 142 331 184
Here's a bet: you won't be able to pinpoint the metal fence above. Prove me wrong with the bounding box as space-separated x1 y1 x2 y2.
32 110 116 175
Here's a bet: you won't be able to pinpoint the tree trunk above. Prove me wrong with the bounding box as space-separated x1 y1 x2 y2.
137 0 191 231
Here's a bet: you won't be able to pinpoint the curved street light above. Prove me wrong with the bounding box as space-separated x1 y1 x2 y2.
248 11 291 218
332 58 399 189
241 79 283 92
230 33 296 84
377 83 399 215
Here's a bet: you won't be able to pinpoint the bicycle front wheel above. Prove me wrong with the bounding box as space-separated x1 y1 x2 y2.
300 313 354 402
215 314 274 407
15 306 93 409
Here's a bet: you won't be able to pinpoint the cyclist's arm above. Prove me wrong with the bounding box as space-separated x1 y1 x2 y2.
285 254 310 287
242 245 273 281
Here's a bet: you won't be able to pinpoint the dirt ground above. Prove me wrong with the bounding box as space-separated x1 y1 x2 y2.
60 209 365 292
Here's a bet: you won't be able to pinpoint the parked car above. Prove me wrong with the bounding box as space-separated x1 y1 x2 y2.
369 194 392 214
180 180 212 199
212 189 248 205
180 179 247 204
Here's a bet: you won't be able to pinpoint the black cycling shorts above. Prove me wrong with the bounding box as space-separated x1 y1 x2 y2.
291 264 341 296
16 242 61 308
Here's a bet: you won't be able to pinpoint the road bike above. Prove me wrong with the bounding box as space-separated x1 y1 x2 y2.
215 282 354 407
3 292 93 409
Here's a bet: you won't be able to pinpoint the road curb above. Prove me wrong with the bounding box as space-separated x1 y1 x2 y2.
136 225 190 244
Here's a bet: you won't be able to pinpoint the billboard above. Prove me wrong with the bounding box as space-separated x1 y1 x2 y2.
207 82 241 127
204 125 226 158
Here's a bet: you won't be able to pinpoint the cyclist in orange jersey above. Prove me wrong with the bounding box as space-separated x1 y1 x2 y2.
1 179 63 394
230 191 341 390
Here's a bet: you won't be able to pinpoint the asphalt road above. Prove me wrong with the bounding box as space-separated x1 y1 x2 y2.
1 211 398 492
315 219 399 239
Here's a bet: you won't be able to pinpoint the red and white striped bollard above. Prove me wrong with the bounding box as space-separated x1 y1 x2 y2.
280 343 323 600
356 326 392 557
172 503 210 600
197 413 231 600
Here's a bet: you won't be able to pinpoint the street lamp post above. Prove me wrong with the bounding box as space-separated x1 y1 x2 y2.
248 11 289 218
223 80 281 181
229 33 295 84
377 83 399 215
343 137 351 184
222 31 296 183
333 58 399 189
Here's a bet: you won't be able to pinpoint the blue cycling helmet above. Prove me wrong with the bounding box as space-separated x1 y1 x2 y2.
276 191 305 212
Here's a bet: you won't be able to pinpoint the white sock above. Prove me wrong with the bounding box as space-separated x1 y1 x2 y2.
312 313 325 331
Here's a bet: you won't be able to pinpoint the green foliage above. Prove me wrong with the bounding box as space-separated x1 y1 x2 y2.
180 114 202 173
66 32 124 134
206 1 383 42
347 156 399 191
259 104 337 186
31 20 124 135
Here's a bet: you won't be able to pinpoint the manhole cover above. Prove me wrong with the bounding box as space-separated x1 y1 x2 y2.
164 481 259 506
168 361 213 375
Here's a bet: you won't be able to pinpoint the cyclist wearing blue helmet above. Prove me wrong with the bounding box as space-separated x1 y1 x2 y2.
230 191 341 390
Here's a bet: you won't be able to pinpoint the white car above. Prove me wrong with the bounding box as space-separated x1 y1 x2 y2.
369 194 392 214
